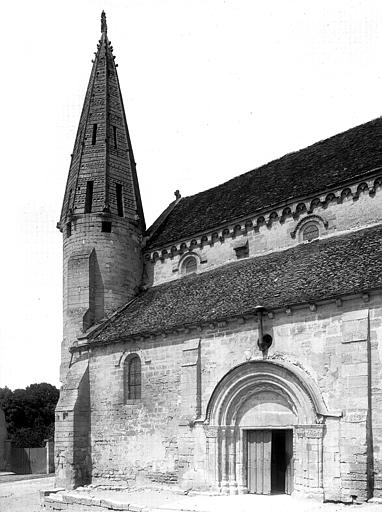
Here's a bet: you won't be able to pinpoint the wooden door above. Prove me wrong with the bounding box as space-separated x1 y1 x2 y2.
247 430 271 494
285 429 294 495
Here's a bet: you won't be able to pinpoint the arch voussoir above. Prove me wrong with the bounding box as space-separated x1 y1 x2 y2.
204 359 327 497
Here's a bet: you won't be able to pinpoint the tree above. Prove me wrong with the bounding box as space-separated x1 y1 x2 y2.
0 383 59 447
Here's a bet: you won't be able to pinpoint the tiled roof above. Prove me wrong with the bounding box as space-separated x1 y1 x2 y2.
147 118 382 249
90 225 382 344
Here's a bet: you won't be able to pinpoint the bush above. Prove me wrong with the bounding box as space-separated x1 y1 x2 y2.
0 383 59 447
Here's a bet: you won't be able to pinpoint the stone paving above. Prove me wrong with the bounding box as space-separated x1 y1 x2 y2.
42 485 382 512
1 476 382 512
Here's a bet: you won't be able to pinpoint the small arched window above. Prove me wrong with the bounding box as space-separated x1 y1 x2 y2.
124 355 141 401
302 222 319 242
183 256 197 274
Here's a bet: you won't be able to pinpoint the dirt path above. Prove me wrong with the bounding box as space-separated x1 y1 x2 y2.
2 479 381 512
0 476 54 512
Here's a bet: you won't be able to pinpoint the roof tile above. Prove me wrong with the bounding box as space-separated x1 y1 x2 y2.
91 225 382 344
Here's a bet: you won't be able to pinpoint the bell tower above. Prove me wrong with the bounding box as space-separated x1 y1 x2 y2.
57 11 145 381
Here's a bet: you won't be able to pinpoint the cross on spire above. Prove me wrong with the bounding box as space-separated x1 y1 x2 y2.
101 10 107 34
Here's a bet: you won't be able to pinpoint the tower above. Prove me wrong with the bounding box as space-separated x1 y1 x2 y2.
57 12 145 381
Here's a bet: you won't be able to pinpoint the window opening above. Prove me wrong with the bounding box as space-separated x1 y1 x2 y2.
113 126 118 149
66 222 72 237
125 355 141 401
234 243 249 259
102 221 112 233
183 257 197 274
92 124 97 145
66 188 73 214
302 222 319 242
116 183 124 217
84 181 94 213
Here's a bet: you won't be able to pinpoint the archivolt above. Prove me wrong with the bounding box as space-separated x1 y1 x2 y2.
205 359 328 426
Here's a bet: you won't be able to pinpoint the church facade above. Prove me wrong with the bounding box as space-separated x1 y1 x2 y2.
55 13 382 503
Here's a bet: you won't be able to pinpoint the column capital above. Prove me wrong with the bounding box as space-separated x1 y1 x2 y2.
295 424 325 439
204 425 219 438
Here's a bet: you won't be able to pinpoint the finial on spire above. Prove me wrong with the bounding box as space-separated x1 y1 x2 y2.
101 11 107 34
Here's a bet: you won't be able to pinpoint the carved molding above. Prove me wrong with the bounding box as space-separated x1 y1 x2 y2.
204 425 219 438
295 424 325 439
145 174 382 261
205 359 328 427
290 214 329 239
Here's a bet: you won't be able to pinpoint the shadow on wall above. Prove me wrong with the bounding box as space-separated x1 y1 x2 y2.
73 366 92 487
83 250 105 332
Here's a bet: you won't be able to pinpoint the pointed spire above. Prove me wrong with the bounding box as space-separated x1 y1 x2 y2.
58 13 145 231
101 10 107 35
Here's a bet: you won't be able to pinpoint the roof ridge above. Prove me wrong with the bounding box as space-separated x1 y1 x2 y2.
146 116 382 248
165 116 382 204
145 195 182 242
145 166 382 251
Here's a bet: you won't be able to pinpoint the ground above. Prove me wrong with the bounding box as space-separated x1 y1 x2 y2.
44 485 382 512
1 476 382 512
0 474 54 512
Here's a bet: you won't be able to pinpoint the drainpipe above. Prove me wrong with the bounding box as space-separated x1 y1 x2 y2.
254 305 272 353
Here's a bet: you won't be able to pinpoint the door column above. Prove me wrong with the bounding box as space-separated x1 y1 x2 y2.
219 427 229 494
236 428 248 494
204 426 219 489
295 424 325 498
227 427 238 494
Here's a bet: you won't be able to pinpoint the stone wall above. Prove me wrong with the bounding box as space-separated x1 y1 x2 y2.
55 360 91 489
89 339 184 485
61 214 143 381
86 293 382 501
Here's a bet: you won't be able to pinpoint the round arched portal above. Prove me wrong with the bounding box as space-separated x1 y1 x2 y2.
203 360 327 497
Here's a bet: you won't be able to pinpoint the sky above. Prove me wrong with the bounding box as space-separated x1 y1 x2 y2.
1 0 382 390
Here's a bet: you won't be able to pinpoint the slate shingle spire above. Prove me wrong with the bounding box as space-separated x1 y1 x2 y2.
57 12 145 384
58 11 145 231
